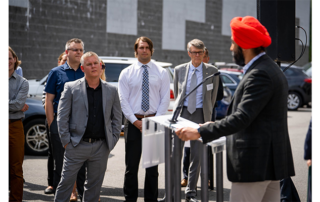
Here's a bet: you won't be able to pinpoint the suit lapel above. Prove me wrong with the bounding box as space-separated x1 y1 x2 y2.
101 79 108 114
202 63 208 101
181 63 190 99
80 78 89 112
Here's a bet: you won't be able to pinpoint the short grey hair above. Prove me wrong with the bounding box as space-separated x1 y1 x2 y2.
80 51 99 65
65 38 84 50
187 39 205 52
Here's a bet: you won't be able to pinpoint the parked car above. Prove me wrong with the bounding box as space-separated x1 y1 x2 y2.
23 97 47 155
215 62 243 73
281 64 312 110
28 57 175 115
302 62 312 78
215 85 232 119
219 70 242 95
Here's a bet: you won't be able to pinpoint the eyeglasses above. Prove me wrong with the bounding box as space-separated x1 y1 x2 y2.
189 51 204 55
68 48 84 52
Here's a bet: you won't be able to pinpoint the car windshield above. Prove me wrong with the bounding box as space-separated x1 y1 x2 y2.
105 63 131 82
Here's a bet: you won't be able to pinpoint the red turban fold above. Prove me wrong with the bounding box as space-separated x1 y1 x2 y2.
230 16 271 49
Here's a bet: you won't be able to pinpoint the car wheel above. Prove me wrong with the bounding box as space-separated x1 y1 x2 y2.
287 92 302 111
24 118 48 155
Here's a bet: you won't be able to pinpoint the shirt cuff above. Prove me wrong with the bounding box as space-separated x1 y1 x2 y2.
129 115 138 124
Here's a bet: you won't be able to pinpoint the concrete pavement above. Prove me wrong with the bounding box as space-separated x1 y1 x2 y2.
20 108 311 201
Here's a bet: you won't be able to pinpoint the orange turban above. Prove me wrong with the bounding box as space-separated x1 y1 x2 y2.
230 16 271 49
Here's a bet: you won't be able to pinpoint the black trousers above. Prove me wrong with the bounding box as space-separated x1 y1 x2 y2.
45 119 54 187
123 119 158 202
182 147 190 180
50 116 86 200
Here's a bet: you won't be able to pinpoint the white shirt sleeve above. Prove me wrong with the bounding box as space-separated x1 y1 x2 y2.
118 70 138 124
155 69 170 116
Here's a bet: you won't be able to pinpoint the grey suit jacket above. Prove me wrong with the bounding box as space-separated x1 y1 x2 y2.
173 62 219 122
199 55 295 182
57 77 122 151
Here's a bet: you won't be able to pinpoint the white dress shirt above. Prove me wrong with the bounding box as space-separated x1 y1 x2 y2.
118 60 171 124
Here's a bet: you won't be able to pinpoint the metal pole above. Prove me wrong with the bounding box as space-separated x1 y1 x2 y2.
173 132 181 201
208 145 214 190
164 127 172 202
216 152 223 202
201 144 209 202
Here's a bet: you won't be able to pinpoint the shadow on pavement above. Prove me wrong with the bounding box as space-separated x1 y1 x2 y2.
22 182 230 201
99 186 230 201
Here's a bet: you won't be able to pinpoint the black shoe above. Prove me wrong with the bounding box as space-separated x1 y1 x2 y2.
44 186 54 194
185 196 199 202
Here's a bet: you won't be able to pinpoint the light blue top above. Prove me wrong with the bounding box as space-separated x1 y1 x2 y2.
15 66 23 77
183 62 203 108
243 52 266 74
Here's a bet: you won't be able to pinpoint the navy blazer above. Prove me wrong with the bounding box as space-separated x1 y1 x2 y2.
199 54 295 182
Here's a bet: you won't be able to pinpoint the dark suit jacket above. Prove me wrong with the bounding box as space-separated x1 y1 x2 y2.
199 54 295 182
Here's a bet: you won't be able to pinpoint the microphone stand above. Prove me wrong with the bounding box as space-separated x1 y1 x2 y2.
169 72 221 123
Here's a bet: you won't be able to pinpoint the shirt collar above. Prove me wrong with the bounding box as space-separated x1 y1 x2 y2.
243 52 266 74
9 71 18 79
63 62 81 71
137 60 152 69
189 61 203 72
85 79 102 89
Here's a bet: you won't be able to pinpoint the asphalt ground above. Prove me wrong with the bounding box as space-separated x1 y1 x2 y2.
19 108 311 201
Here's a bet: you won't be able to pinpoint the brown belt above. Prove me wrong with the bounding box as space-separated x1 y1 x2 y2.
9 119 22 123
134 113 156 119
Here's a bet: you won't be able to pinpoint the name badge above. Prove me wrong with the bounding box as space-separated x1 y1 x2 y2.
207 83 213 91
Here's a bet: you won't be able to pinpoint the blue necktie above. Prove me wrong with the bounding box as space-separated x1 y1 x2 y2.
188 69 197 114
141 65 149 112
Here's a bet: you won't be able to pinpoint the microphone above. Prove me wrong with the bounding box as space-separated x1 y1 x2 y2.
169 72 221 123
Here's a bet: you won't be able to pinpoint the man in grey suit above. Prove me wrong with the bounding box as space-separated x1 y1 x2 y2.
176 16 295 202
173 39 219 202
54 51 122 202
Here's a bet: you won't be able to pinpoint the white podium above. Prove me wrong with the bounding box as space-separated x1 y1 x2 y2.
142 115 226 202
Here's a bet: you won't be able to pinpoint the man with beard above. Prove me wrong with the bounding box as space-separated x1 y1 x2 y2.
175 16 295 201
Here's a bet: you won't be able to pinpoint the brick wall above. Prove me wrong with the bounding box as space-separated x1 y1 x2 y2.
9 0 310 79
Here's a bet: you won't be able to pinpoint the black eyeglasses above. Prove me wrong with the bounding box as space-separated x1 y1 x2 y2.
68 48 84 53
189 51 204 56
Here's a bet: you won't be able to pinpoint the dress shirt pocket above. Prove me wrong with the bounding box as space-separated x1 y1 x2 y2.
235 138 261 148
69 123 77 131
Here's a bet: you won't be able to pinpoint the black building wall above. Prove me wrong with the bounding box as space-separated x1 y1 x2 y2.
9 0 309 79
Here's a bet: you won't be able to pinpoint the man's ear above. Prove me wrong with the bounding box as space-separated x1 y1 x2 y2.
80 65 84 72
187 51 192 58
65 50 68 55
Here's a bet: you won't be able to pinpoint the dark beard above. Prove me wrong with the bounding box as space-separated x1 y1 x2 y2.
232 47 245 66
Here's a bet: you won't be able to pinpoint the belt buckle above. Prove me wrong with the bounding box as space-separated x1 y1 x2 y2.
89 138 92 143
144 114 146 118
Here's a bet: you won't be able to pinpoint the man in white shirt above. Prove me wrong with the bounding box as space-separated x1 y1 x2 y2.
118 36 170 202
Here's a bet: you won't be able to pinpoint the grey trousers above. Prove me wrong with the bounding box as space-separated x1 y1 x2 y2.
173 107 204 198
54 139 110 202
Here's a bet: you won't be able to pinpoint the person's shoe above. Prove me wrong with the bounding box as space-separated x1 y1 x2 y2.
70 191 78 201
158 194 166 202
181 178 188 187
44 186 54 195
185 196 199 202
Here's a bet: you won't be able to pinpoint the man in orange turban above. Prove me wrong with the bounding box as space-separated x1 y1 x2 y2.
175 16 295 201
